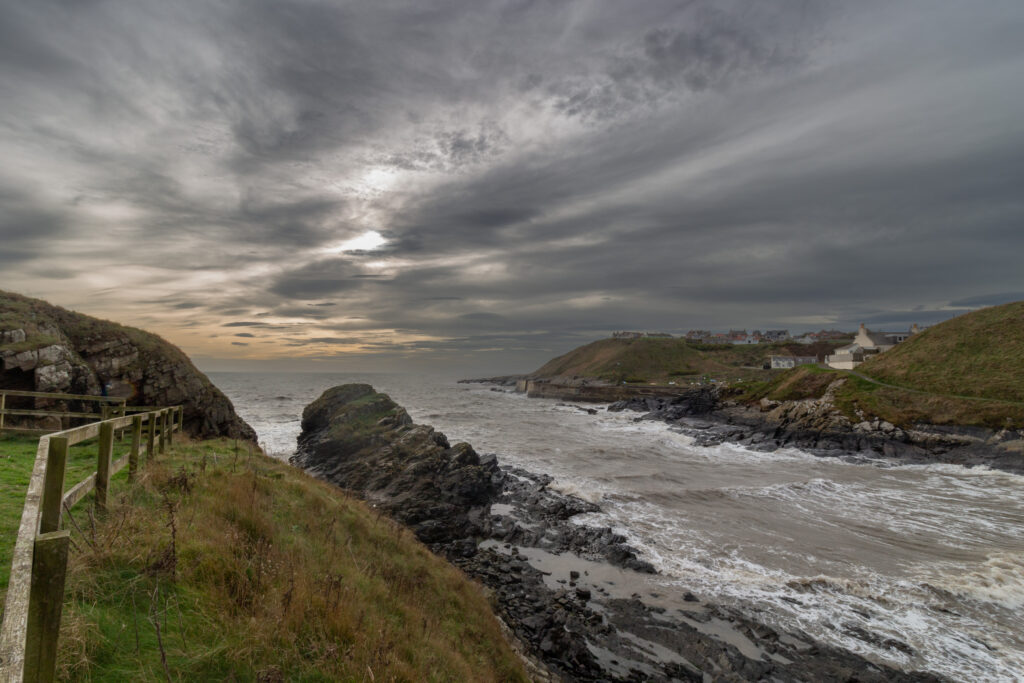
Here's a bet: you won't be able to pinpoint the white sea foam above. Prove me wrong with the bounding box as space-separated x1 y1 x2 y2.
211 372 1024 681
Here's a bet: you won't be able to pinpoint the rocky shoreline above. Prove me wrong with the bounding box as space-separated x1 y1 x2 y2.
291 384 945 682
603 384 1024 475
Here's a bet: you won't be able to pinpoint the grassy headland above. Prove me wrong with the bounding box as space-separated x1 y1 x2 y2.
530 336 846 385
0 434 526 681
856 301 1024 402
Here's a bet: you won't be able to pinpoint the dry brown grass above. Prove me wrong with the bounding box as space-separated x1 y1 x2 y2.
57 438 527 682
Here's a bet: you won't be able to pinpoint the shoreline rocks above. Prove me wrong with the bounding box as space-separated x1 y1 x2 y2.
607 386 1024 474
292 383 946 682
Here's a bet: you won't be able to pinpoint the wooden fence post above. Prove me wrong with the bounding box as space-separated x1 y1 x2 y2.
117 400 127 441
24 530 70 683
129 415 142 481
158 410 167 454
167 408 175 447
39 437 68 535
147 412 156 459
178 406 184 434
96 422 114 512
1 391 6 432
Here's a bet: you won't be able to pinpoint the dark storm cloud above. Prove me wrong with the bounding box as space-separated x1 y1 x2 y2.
268 258 371 299
0 185 69 265
949 293 1024 308
1 0 1023 372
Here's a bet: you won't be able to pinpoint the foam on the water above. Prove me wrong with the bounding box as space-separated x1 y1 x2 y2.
210 372 1024 681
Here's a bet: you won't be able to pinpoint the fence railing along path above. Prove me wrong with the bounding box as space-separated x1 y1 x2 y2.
0 390 129 436
0 399 184 682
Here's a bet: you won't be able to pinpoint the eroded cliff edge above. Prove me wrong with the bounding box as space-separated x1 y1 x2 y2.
0 290 255 440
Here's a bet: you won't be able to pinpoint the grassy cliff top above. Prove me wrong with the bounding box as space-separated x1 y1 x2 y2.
0 289 190 363
530 336 844 384
0 435 526 681
858 301 1024 402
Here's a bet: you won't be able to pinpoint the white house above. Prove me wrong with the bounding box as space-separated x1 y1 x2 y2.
826 323 921 369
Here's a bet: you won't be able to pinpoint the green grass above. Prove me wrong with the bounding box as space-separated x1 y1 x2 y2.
0 433 136 599
858 301 1024 403
734 365 838 403
43 438 527 681
530 336 847 385
730 365 1024 430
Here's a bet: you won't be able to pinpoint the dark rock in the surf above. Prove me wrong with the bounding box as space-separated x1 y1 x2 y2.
292 383 499 544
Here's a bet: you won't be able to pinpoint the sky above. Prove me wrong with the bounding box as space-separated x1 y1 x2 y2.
1 0 1023 375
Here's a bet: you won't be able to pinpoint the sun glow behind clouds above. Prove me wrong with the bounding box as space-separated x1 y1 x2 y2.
329 230 387 253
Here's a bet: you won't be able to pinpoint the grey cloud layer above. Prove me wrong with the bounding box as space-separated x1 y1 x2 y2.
1 0 1023 373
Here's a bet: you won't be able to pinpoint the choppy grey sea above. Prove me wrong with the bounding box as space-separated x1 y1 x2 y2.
209 371 1024 681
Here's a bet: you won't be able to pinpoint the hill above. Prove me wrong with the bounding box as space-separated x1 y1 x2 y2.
857 301 1024 402
0 434 526 681
530 336 845 385
0 290 254 440
730 302 1024 430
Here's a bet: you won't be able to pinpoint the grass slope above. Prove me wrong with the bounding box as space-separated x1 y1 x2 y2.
1 435 526 681
734 363 1024 430
531 337 845 384
857 301 1024 402
1 433 135 597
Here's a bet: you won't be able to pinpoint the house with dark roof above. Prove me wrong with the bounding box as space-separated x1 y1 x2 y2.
826 323 921 369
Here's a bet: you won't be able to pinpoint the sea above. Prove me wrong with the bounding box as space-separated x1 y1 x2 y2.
209 371 1024 682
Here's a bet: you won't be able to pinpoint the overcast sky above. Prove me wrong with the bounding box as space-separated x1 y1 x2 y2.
2 0 1022 374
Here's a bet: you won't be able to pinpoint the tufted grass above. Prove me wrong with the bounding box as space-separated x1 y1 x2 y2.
51 437 527 682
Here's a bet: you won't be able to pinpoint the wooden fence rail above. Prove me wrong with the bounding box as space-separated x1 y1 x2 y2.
0 404 182 682
0 390 128 436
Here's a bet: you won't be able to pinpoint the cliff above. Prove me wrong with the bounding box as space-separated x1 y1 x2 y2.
291 384 500 545
0 290 255 440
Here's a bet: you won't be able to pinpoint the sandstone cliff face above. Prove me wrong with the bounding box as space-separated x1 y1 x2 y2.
0 290 255 440
292 384 500 544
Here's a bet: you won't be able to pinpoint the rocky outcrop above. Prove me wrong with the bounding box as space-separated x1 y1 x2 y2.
0 290 255 440
292 383 500 544
609 382 1024 473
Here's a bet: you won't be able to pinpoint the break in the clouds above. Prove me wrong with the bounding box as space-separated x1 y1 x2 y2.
1 0 1023 374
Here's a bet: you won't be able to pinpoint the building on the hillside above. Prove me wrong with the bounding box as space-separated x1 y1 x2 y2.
613 331 673 339
762 330 791 342
769 355 818 369
826 323 921 369
685 330 713 340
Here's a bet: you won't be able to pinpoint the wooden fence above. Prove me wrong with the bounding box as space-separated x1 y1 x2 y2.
0 390 128 436
0 403 184 682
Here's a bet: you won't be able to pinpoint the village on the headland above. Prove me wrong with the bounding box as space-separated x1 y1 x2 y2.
612 322 925 371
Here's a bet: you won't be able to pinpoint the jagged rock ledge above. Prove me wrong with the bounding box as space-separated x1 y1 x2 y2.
291 383 944 682
607 383 1024 474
